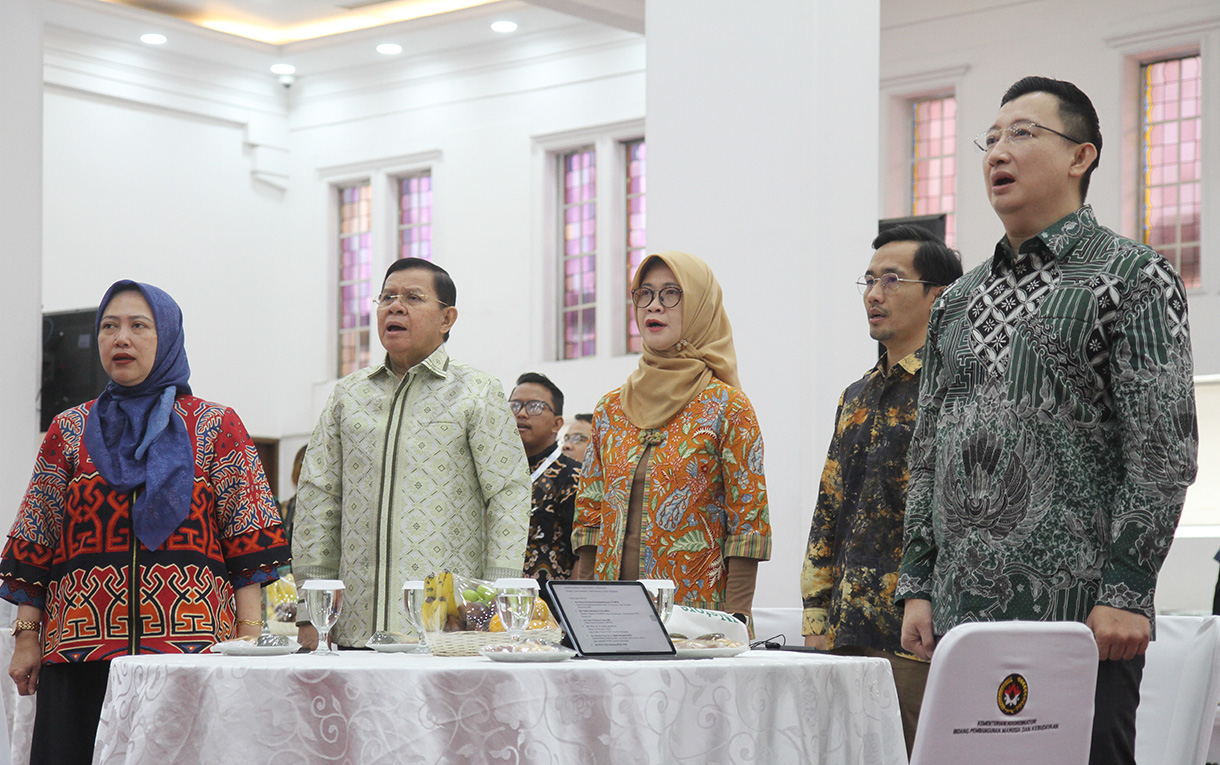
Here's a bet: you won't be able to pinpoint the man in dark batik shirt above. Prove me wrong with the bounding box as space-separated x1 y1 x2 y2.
801 224 961 755
898 77 1198 765
511 373 582 588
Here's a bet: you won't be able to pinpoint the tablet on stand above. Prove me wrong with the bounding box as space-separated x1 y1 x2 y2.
544 580 677 660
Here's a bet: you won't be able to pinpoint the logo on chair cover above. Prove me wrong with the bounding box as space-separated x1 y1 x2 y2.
997 673 1028 715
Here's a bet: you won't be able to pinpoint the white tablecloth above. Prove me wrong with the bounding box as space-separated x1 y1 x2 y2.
92 649 905 765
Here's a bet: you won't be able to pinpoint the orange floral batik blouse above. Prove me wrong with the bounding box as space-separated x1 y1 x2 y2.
572 379 771 609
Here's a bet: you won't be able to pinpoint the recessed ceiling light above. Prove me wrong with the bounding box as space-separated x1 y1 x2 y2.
376 43 403 55
140 33 167 45
270 64 297 75
490 21 518 34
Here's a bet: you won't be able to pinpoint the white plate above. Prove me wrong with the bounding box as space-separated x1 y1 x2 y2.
367 641 424 653
210 640 299 657
478 645 576 663
673 645 750 660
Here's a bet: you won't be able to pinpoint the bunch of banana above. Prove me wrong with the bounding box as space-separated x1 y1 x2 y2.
421 571 460 632
421 573 442 632
440 571 458 620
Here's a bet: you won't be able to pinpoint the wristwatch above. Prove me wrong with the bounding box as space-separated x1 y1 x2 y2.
11 619 39 637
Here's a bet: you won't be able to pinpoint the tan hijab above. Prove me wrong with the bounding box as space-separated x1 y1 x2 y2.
620 251 740 429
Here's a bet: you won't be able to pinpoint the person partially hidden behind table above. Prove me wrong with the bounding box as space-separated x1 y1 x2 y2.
0 280 290 765
571 251 771 626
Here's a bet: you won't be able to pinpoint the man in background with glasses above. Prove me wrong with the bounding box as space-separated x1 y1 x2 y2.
293 257 530 650
511 372 582 589
898 76 1198 765
801 224 960 756
561 413 593 465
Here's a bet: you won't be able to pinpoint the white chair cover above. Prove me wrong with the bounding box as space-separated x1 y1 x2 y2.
909 620 1098 765
751 607 803 647
1135 614 1220 765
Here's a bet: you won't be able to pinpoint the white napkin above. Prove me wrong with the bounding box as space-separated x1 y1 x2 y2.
664 606 749 644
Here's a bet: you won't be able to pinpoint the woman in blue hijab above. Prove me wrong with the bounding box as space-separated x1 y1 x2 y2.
0 281 291 765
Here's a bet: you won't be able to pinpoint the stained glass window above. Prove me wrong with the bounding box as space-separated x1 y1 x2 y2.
338 183 372 376
911 95 957 246
560 148 597 360
625 139 647 353
399 171 433 262
1141 55 1202 287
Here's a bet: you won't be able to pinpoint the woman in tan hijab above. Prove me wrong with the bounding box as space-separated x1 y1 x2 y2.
571 251 771 622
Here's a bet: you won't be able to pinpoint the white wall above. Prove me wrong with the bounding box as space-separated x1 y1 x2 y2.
879 0 1220 373
279 21 647 432
644 0 879 609
0 0 44 535
41 92 290 437
24 0 1220 613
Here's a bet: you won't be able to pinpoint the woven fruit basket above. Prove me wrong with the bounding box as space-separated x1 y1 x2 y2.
425 628 563 657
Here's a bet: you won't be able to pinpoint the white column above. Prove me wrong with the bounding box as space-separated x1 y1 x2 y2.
0 0 44 530
645 2 881 608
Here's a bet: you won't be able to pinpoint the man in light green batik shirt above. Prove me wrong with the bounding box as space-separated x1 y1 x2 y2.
294 258 530 649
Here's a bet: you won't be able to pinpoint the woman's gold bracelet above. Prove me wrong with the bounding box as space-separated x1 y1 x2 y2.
237 619 265 627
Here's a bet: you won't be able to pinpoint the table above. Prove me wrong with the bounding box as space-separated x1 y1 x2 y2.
93 650 905 765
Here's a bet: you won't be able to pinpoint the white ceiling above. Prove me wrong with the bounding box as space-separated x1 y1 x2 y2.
91 0 642 43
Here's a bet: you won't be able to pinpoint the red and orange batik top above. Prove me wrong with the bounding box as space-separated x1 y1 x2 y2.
0 395 290 664
573 379 771 610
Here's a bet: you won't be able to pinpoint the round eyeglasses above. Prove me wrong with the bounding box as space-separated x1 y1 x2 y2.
857 273 939 295
632 286 682 308
508 400 555 416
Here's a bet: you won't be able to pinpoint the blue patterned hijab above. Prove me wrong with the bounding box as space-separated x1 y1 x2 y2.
82 280 194 551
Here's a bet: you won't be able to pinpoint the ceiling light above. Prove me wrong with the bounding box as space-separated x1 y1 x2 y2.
490 20 518 34
376 43 403 55
140 33 167 45
270 64 297 75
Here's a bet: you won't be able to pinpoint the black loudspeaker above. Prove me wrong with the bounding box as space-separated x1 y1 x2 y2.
41 309 109 432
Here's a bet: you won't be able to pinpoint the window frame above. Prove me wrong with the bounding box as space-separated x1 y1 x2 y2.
557 145 598 361
1112 23 1219 295
908 92 958 247
879 66 967 246
1137 52 1203 288
318 151 442 379
336 181 373 377
534 119 646 362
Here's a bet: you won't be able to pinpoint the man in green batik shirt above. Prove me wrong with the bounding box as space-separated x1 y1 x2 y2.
897 76 1198 765
801 224 960 756
294 258 530 649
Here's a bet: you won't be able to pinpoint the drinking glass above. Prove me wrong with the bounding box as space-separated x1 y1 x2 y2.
493 578 538 646
402 580 428 652
301 579 345 655
641 579 676 624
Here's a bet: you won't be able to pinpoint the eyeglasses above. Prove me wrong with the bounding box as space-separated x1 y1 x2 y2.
857 273 939 295
508 400 555 416
373 292 450 309
562 432 589 445
973 121 1085 153
632 286 683 308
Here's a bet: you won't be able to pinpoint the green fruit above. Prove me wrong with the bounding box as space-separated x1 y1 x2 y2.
462 589 479 602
